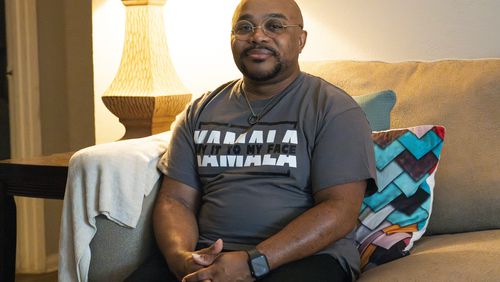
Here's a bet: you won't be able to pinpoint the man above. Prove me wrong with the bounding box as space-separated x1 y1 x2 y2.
126 0 376 281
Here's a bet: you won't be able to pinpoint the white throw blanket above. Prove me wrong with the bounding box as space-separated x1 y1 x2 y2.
58 132 170 282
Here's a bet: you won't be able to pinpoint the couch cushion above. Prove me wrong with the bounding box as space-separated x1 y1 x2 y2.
356 125 446 271
358 229 500 281
301 59 500 234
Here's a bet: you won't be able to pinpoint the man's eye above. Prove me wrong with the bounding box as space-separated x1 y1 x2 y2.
265 21 285 33
235 23 253 34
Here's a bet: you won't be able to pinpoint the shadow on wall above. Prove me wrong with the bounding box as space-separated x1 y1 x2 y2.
0 0 9 160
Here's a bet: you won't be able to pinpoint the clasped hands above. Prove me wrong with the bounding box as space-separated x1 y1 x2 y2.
173 239 255 282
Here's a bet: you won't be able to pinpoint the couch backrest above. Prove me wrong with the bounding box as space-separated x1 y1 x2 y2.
301 59 500 235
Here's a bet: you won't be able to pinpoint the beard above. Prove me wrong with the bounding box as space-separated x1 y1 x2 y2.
240 60 282 81
237 45 282 81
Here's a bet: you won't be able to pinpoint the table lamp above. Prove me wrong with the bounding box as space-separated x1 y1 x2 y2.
102 0 191 139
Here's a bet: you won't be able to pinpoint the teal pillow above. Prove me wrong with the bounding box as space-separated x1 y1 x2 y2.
353 90 396 131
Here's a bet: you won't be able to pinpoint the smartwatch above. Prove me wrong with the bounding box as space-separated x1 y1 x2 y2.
246 248 270 279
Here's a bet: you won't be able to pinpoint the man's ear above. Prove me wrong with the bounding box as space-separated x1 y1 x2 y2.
298 30 308 53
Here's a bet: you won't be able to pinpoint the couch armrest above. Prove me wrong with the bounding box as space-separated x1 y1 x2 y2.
88 180 161 282
59 132 170 282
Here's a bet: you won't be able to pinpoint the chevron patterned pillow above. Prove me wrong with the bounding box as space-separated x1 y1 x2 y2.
355 125 446 272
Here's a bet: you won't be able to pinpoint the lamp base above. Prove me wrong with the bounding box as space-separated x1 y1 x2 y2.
102 94 191 140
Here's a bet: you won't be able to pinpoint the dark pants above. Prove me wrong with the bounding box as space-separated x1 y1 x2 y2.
125 250 350 282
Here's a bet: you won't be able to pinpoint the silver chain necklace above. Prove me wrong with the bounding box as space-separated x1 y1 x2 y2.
239 73 305 126
241 86 283 126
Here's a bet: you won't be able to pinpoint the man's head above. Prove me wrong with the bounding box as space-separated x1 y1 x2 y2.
231 0 307 83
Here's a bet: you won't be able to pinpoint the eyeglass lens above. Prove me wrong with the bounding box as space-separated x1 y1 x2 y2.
233 18 288 39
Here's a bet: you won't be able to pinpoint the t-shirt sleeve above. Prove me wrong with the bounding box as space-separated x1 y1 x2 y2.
157 105 202 191
311 106 377 194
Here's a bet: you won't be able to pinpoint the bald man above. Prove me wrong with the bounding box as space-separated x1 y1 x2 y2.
125 0 376 281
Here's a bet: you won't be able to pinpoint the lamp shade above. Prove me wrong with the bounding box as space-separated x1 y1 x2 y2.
102 0 191 139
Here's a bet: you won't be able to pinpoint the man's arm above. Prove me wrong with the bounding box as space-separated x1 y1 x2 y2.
258 180 366 269
153 176 222 280
183 180 366 282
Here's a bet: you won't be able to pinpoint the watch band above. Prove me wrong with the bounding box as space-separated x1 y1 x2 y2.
246 248 270 279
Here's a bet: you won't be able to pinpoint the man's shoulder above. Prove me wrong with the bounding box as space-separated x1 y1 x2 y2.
189 79 240 111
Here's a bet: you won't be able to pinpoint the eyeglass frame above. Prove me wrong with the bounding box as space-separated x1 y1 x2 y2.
232 18 303 40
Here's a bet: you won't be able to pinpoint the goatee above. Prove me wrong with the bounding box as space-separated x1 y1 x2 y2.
240 61 282 81
238 45 282 81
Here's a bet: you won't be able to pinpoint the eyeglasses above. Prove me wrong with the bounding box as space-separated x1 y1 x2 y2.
232 18 303 40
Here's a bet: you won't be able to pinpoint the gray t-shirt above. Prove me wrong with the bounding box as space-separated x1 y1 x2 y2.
159 72 377 278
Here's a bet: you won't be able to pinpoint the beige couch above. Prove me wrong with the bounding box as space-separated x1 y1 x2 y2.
84 59 500 281
301 60 500 281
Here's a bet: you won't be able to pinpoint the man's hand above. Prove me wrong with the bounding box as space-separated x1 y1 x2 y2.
192 239 224 266
182 251 254 282
169 239 224 280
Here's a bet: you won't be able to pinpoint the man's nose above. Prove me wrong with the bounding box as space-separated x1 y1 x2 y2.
251 26 269 42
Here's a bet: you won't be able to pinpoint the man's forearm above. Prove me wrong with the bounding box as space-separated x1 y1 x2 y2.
257 181 366 270
153 179 200 263
154 194 198 259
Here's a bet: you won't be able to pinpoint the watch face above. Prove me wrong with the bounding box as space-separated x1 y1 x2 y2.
252 255 270 277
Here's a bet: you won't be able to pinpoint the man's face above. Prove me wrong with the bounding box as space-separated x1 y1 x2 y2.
231 0 307 83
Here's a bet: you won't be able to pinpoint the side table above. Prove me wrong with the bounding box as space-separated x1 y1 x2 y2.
0 152 72 282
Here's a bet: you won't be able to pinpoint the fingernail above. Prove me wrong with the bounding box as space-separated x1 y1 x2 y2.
192 253 201 259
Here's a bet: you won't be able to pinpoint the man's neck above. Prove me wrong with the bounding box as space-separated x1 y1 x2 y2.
242 69 301 101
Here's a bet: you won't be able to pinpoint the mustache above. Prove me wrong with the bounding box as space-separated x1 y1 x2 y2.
242 45 278 56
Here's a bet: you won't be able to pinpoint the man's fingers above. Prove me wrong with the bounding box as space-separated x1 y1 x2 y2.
193 239 224 266
198 239 223 255
192 253 214 266
192 252 221 266
212 238 223 253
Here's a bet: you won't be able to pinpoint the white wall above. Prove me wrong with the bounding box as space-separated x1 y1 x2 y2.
300 0 500 62
92 0 500 143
